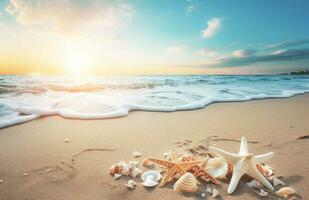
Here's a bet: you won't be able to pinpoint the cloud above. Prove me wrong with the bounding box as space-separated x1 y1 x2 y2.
202 17 222 38
5 0 133 36
166 46 185 54
202 48 309 68
267 39 309 49
187 5 194 13
196 48 217 57
233 49 257 58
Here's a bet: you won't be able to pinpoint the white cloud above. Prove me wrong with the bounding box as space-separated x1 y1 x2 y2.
166 46 185 54
5 0 133 36
196 48 217 58
271 49 286 55
233 49 257 58
187 5 194 13
202 17 222 38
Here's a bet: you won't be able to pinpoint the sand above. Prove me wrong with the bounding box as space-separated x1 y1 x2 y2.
0 94 308 200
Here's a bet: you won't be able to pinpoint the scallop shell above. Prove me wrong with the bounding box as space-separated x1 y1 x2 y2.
129 167 142 178
205 157 229 178
142 179 159 187
109 162 129 175
141 170 161 182
173 172 198 193
177 154 196 162
276 187 296 198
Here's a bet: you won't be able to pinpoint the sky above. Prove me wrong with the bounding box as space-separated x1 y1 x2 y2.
0 0 309 75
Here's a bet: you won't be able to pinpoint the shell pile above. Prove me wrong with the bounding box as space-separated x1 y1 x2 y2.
109 161 142 178
173 173 198 193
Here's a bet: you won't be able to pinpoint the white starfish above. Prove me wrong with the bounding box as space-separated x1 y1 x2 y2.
210 137 274 194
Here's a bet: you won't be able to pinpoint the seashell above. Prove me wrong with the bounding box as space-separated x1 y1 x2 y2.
114 174 122 180
201 193 206 198
23 173 28 176
129 167 142 178
64 139 70 143
132 151 141 158
177 154 196 162
273 177 285 187
258 189 268 197
141 170 161 182
173 172 198 193
109 161 129 175
163 150 173 161
0 180 3 183
142 179 158 187
205 157 229 178
128 161 139 168
206 186 212 194
276 187 296 198
246 180 262 189
127 180 137 189
212 188 220 198
257 163 274 177
142 159 154 168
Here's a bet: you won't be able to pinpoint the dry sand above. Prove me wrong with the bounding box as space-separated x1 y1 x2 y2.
0 94 308 200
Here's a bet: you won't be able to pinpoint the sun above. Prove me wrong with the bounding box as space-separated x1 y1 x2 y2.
60 42 94 75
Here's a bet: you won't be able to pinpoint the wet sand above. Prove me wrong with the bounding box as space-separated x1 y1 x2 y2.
0 94 308 200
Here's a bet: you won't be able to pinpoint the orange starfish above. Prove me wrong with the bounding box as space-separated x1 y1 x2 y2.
148 157 201 186
190 159 219 185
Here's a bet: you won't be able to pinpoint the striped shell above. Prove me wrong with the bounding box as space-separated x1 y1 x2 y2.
173 172 198 193
177 154 196 162
109 162 129 175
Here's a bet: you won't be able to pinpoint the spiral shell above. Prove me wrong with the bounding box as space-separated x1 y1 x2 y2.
173 172 198 193
109 162 129 175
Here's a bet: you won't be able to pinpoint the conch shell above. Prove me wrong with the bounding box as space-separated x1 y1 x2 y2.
109 162 129 175
173 172 198 193
276 187 296 198
177 154 196 162
205 157 229 178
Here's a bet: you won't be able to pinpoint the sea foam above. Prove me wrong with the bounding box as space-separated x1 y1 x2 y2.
0 75 309 128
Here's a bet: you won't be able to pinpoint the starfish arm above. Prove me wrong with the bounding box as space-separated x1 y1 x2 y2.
239 137 249 155
248 164 274 191
179 160 202 171
210 146 243 163
252 152 274 165
227 159 246 194
148 158 175 168
160 167 176 186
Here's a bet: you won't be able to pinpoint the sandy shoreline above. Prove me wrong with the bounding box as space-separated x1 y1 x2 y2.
0 94 308 199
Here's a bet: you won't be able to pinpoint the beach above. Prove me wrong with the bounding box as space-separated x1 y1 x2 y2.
0 94 308 200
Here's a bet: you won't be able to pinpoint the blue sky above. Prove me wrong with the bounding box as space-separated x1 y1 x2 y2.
0 0 309 74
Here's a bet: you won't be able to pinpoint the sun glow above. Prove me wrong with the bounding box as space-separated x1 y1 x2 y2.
60 42 94 75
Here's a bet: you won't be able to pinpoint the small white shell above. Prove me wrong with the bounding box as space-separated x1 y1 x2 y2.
127 180 137 189
273 177 285 187
0 180 3 183
23 173 28 176
206 186 212 194
276 187 296 198
113 174 122 180
258 189 268 197
128 161 139 168
129 167 142 178
141 170 161 182
64 139 70 143
246 180 262 189
205 157 228 178
212 188 220 198
132 151 142 158
142 179 158 187
201 193 206 198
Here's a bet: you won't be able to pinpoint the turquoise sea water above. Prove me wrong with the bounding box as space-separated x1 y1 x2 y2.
0 75 309 128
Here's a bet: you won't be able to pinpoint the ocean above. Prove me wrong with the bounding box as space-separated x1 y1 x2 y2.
0 75 309 128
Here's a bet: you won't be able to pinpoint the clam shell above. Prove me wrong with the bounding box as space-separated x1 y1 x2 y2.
276 187 296 198
142 179 158 187
109 162 129 175
141 170 161 182
205 157 228 178
173 172 198 193
142 159 154 168
177 154 196 162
